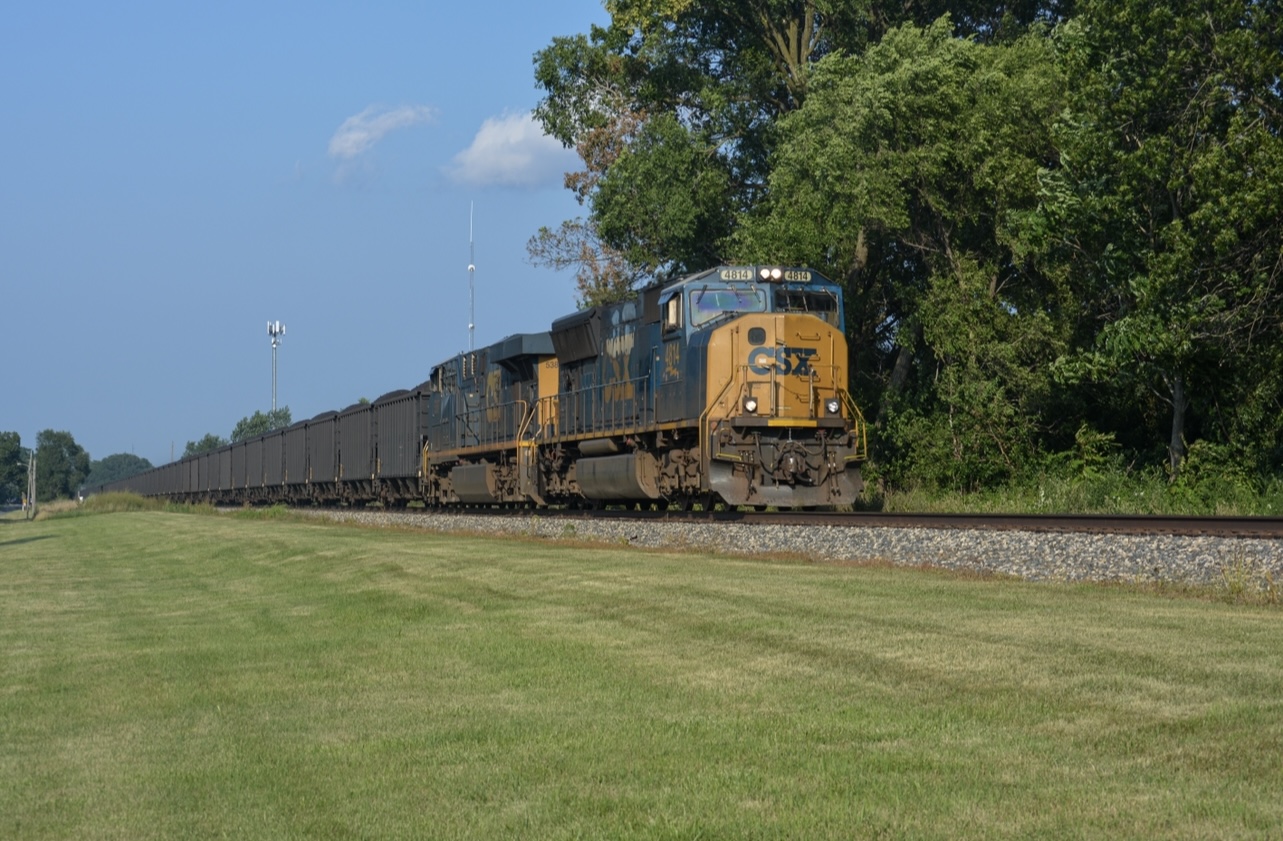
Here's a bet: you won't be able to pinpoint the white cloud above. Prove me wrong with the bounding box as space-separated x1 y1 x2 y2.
448 111 577 189
328 105 436 160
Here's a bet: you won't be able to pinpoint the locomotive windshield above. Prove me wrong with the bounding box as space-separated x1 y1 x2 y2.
773 287 841 328
689 284 768 328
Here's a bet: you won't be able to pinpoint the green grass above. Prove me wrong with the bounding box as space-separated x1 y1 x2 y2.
2 510 1281 839
873 470 1283 517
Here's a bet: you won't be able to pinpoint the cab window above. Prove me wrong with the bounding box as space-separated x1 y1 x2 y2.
662 293 683 333
689 285 767 328
773 288 841 328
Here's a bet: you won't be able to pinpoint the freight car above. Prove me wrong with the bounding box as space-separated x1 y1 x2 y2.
97 265 868 509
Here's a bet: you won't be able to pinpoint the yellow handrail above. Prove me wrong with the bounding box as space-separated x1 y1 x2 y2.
839 390 869 461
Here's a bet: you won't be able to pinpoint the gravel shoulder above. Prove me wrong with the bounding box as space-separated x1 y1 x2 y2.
301 509 1283 588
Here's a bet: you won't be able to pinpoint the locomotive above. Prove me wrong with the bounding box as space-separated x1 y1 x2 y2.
99 265 868 509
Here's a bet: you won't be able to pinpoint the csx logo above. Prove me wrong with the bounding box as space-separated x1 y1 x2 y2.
747 346 816 376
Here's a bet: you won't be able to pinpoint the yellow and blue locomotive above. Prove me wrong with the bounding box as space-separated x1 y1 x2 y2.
422 265 867 509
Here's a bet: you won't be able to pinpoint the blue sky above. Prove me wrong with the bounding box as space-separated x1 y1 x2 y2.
1 0 609 467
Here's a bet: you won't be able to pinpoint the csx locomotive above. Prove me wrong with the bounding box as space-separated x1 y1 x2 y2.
99 265 868 509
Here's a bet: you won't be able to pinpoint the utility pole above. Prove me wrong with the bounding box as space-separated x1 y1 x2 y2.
267 320 285 412
25 451 36 520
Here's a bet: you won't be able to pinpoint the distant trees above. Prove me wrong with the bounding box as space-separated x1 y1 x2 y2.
0 431 26 502
5 406 296 502
35 429 90 501
181 407 292 457
231 407 292 443
84 453 154 488
183 434 230 458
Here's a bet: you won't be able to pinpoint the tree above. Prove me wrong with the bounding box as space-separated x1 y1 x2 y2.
230 407 292 443
737 19 1069 488
84 453 154 488
1041 0 1283 478
35 429 91 501
183 433 230 458
0 431 25 502
531 1 1076 301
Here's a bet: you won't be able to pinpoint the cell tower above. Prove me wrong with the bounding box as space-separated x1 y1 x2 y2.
268 320 285 412
468 202 476 353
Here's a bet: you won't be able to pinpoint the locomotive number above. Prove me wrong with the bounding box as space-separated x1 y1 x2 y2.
782 270 812 283
719 268 754 281
663 341 682 382
747 346 817 377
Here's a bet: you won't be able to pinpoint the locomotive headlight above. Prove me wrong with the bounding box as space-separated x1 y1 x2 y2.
825 397 841 415
743 396 759 414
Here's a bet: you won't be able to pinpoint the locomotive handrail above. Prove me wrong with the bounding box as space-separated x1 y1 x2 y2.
537 375 652 443
454 397 533 450
840 390 869 461
515 399 536 442
699 364 741 480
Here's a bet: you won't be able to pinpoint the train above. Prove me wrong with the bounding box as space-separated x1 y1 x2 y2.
98 265 868 509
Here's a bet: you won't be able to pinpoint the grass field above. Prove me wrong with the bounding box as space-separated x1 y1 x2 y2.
2 508 1281 839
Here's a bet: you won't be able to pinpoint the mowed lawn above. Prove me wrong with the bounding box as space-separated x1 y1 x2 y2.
1 511 1280 840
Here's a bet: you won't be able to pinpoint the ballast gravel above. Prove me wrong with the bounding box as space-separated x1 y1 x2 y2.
303 509 1283 588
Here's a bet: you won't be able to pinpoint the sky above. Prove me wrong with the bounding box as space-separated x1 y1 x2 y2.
1 0 610 467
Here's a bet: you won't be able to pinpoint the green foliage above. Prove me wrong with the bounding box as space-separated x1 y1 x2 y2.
1042 0 1283 476
230 407 292 443
594 113 733 273
1164 440 1265 514
0 431 25 502
182 433 229 458
80 492 164 513
34 429 90 501
84 453 153 488
530 0 907 290
1042 423 1120 480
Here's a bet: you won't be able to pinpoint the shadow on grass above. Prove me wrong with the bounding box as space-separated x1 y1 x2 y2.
0 533 57 547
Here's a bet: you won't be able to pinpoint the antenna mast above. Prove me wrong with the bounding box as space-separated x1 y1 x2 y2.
468 202 476 353
267 320 285 412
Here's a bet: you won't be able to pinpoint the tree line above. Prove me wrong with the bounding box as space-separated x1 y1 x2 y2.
529 0 1283 494
181 407 294 459
1 408 294 503
0 430 145 503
